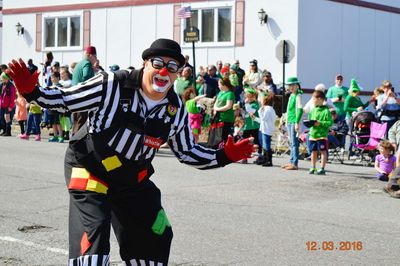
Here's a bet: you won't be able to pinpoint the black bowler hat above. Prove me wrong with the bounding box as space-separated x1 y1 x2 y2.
142 38 185 67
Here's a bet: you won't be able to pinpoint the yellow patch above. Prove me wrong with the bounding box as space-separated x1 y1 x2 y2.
101 155 122 172
86 179 108 194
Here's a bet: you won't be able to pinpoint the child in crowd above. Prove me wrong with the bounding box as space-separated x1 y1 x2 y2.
15 91 28 136
0 72 16 136
233 103 245 142
368 87 384 115
375 140 396 182
48 72 64 143
258 94 276 167
182 88 206 143
308 90 333 175
19 102 42 141
243 88 261 164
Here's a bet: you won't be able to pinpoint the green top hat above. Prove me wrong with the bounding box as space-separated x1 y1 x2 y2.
349 78 361 92
286 76 301 85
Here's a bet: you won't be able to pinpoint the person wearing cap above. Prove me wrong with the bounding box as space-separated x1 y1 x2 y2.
281 77 303 170
326 74 349 121
71 45 97 135
0 72 16 136
243 59 262 89
7 38 255 265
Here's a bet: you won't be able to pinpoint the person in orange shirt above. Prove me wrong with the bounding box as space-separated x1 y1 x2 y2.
15 91 28 136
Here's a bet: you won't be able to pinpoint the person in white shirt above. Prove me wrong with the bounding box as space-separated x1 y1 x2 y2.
258 94 277 166
303 83 334 114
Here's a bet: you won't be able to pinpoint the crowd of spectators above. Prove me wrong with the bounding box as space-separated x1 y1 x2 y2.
1 49 400 198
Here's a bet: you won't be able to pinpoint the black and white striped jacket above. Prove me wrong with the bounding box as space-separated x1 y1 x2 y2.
26 69 230 170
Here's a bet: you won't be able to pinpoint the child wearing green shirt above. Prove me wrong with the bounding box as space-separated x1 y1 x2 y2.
308 90 333 175
243 88 261 164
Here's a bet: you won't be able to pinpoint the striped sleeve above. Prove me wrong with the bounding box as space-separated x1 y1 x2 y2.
168 105 231 170
26 72 108 113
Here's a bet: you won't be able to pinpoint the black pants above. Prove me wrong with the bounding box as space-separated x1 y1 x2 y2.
64 147 173 265
243 129 261 154
221 122 234 144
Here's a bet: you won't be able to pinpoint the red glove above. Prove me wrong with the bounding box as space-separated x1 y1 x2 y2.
7 59 40 95
224 135 256 162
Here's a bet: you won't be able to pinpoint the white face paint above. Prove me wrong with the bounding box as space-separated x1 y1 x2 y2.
152 73 172 93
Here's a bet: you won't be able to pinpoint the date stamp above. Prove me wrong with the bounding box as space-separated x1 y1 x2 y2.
306 241 363 251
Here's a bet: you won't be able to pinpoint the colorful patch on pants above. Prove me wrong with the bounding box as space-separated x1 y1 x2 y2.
151 209 171 235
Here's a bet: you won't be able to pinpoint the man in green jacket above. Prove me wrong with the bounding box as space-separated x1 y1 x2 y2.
71 46 97 134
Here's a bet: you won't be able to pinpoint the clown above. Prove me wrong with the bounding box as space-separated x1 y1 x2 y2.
7 38 255 265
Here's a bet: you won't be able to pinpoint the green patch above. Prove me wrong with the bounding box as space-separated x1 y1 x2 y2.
151 209 171 235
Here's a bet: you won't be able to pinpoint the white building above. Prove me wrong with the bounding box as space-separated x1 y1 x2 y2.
2 0 400 91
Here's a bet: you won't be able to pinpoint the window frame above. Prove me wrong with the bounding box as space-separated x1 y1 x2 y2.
42 11 83 51
180 1 235 48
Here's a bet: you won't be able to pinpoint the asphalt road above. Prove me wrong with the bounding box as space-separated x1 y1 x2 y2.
0 137 399 265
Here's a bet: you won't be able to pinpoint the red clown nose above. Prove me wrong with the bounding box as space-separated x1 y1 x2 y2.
159 67 168 76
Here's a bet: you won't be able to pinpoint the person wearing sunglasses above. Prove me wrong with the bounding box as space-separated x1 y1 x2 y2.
7 38 255 265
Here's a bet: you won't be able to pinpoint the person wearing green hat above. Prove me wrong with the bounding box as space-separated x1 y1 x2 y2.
343 79 369 122
282 77 303 170
344 79 370 157
0 72 16 136
243 88 261 163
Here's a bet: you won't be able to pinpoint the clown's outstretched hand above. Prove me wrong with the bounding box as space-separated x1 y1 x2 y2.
7 59 40 95
224 135 256 162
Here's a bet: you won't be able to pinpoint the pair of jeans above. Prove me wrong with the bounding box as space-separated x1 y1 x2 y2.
26 113 42 135
287 123 299 166
261 133 272 150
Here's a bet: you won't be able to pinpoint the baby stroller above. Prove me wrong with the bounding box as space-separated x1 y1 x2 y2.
349 111 386 166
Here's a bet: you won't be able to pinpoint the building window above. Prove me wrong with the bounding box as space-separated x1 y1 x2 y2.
184 5 233 45
44 16 81 49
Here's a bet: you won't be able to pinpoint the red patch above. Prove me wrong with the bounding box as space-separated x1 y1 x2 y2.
138 168 148 183
144 135 163 149
80 232 91 255
68 178 88 190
